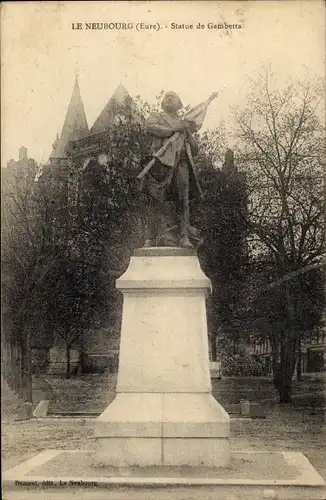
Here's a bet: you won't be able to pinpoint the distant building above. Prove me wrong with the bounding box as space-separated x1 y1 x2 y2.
251 331 326 376
5 146 37 173
2 146 38 206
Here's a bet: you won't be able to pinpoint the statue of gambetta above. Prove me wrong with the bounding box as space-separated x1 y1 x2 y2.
137 91 218 249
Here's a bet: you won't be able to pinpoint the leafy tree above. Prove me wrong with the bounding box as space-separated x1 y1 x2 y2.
195 154 248 361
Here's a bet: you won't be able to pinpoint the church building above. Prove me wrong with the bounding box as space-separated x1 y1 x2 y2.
44 78 143 375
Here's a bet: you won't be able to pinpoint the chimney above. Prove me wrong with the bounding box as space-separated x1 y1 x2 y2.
19 146 28 161
222 148 237 173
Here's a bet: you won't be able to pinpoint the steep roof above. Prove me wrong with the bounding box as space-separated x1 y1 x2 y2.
50 76 89 160
90 84 142 134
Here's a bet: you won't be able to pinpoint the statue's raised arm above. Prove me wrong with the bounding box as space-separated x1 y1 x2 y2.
208 92 219 104
183 92 219 132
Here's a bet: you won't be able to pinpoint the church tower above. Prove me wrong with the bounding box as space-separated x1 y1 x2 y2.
49 75 89 166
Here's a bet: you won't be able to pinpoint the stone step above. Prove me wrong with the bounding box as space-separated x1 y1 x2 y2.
3 450 326 500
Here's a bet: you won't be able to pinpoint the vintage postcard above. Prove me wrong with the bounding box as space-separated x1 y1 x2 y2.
1 1 325 499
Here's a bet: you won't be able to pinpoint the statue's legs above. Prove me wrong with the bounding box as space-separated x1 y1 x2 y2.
175 161 193 248
143 160 194 248
144 197 161 246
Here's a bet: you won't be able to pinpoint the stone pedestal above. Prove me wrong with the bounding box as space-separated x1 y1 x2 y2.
94 247 230 467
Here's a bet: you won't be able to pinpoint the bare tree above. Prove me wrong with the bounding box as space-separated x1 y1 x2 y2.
1 159 43 402
235 72 325 402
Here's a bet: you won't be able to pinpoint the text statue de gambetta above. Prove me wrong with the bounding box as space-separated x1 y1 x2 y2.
137 91 219 249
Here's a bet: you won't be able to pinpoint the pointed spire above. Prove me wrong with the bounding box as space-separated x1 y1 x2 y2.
50 76 89 161
90 84 142 134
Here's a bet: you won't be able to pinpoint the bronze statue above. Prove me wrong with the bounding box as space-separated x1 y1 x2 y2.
138 91 218 248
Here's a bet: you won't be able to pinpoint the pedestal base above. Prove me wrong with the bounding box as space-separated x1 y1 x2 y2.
94 392 230 467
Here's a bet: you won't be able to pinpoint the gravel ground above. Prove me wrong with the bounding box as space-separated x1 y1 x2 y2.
2 410 326 479
2 375 326 481
39 374 325 414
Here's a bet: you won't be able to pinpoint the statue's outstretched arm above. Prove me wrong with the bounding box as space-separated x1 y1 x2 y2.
146 113 174 138
146 113 186 137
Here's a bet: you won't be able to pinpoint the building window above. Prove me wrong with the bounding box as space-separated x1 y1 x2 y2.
113 113 127 126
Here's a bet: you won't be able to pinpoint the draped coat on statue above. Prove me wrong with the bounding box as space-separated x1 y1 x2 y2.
139 98 213 202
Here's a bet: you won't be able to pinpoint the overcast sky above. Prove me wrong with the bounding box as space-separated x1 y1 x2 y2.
1 0 325 165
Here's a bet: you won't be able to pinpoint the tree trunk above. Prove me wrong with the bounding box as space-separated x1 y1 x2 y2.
211 331 217 362
3 339 7 381
21 331 32 403
277 339 296 403
7 339 13 390
79 328 86 373
271 329 296 404
18 340 24 398
270 336 279 374
13 341 19 394
66 343 71 379
274 283 298 404
296 336 303 381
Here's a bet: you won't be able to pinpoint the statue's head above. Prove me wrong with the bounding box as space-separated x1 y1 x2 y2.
161 92 183 113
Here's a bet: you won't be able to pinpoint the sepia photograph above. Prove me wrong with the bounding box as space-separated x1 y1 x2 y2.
1 1 325 499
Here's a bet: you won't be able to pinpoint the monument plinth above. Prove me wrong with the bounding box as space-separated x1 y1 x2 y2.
94 247 230 467
4 247 325 499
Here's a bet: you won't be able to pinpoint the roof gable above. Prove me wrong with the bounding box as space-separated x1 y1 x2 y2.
90 84 142 134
